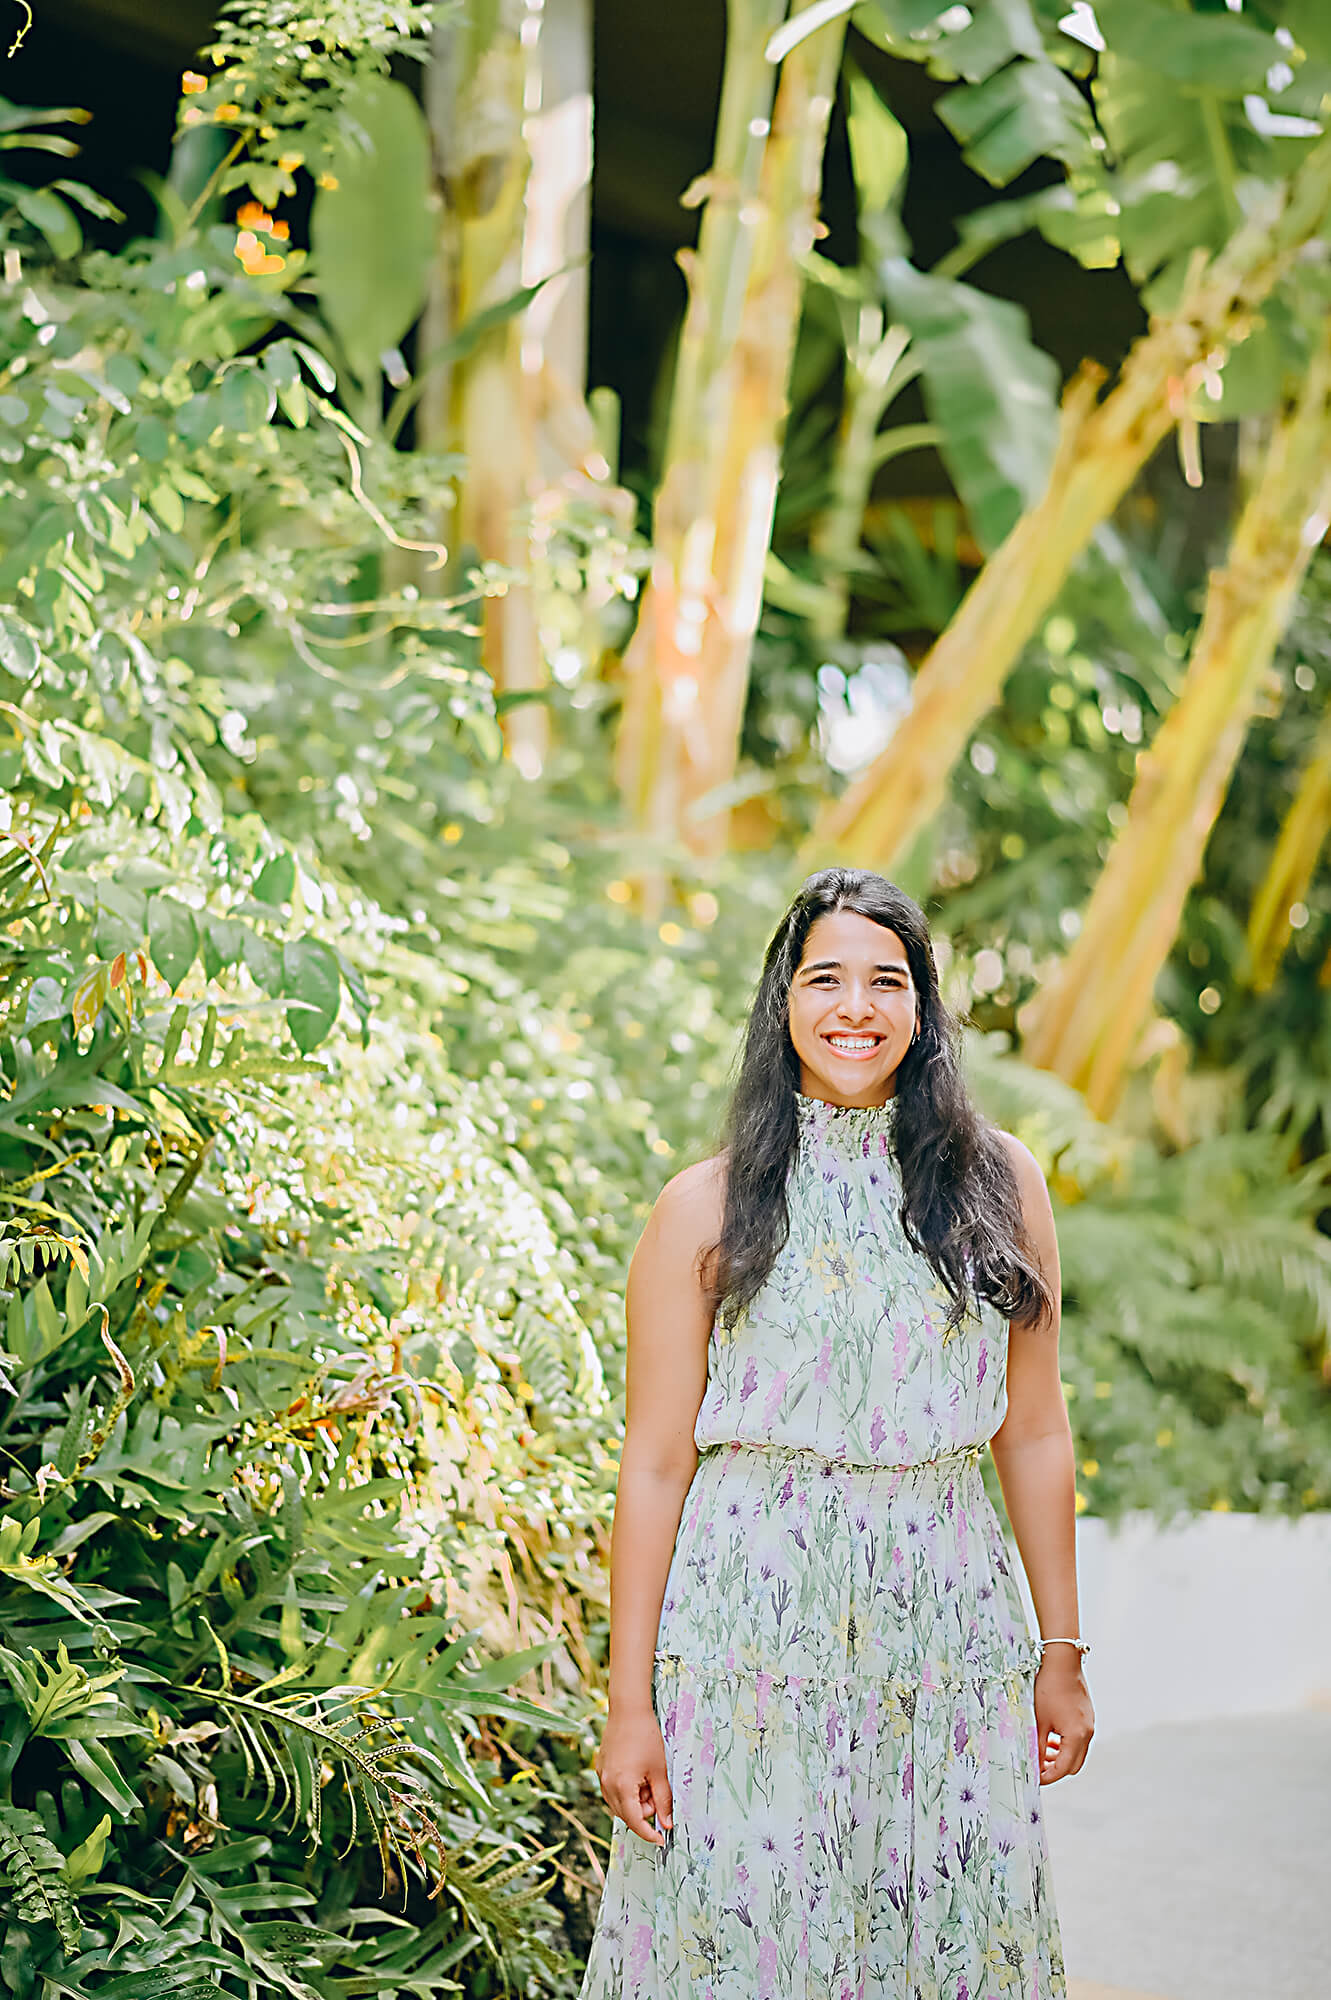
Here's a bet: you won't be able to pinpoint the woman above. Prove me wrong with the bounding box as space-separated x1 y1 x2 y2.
579 868 1094 2000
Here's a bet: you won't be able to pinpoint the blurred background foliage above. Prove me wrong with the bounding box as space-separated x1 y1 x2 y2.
0 0 1329 1992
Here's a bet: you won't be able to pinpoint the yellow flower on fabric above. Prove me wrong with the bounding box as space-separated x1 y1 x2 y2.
808 1237 859 1295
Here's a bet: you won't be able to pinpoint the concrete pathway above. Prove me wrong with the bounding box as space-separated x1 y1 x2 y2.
1045 1709 1330 2000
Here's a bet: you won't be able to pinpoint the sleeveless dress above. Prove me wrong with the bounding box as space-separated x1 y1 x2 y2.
579 1090 1066 2000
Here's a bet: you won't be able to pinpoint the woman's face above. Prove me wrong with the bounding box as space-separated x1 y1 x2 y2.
787 909 919 1107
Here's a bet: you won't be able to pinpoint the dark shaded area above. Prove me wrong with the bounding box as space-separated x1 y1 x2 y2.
4 0 213 239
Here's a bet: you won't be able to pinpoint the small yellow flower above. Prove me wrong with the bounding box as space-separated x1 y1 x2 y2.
317 171 339 191
215 103 241 123
808 1238 859 1295
270 219 289 241
1210 1495 1231 1512
236 200 272 231
1074 1490 1088 1514
442 822 463 842
1156 1427 1174 1448
658 921 683 946
181 70 207 94
278 152 304 173
1093 1380 1113 1399
606 879 632 904
1080 1458 1099 1477
182 106 205 128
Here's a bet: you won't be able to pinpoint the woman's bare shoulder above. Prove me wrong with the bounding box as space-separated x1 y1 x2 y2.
653 1150 729 1239
629 1152 729 1304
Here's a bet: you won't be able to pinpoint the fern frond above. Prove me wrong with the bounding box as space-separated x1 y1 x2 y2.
0 1803 81 1956
193 1678 451 1894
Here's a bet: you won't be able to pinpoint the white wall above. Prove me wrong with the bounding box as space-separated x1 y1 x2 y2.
1012 1511 1331 1740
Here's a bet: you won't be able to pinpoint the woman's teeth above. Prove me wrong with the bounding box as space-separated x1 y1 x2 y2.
825 1035 881 1056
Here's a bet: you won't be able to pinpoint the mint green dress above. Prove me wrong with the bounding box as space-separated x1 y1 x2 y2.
580 1092 1066 2000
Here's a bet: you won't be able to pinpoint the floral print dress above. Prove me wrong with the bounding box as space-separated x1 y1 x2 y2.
579 1091 1066 2000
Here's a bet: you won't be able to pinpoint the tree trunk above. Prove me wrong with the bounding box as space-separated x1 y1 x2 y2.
1247 706 1331 993
803 134 1331 869
1020 323 1331 1117
614 0 846 857
419 0 595 775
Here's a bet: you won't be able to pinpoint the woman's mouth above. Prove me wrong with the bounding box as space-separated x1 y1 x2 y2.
822 1033 884 1060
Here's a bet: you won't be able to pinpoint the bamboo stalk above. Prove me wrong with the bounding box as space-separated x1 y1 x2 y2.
420 3 598 773
810 320 914 641
803 133 1331 869
1020 322 1331 1116
613 0 845 856
1247 707 1331 993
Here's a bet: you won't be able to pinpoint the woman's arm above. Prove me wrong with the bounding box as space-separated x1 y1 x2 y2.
596 1153 721 1844
988 1133 1095 1784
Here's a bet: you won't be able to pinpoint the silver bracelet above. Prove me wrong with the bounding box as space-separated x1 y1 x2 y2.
1038 1636 1091 1658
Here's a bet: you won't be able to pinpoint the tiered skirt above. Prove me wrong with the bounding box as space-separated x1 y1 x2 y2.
580 1439 1066 2000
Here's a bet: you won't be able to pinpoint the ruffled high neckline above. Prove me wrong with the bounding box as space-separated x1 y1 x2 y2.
795 1090 899 1142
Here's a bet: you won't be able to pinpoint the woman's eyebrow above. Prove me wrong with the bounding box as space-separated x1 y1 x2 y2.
800 958 910 975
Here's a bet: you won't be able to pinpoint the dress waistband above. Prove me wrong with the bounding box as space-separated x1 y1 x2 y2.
699 1438 986 1474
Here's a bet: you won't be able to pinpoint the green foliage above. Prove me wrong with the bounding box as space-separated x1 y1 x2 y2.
881 261 1061 553
0 8 627 1992
310 76 436 390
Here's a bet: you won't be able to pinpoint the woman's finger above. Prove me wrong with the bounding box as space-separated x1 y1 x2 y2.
603 1776 667 1846
1040 1728 1092 1783
647 1764 674 1832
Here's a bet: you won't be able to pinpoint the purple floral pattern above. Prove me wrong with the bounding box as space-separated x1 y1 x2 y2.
579 1093 1066 2000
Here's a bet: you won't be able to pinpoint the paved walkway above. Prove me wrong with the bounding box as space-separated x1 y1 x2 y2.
1045 1709 1330 2000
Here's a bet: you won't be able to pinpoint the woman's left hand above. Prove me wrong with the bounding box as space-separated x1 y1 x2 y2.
1033 1653 1095 1783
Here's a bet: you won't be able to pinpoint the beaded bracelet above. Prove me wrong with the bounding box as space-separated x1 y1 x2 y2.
1038 1636 1091 1657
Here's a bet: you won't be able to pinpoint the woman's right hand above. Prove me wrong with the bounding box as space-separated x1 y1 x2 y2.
594 1708 673 1847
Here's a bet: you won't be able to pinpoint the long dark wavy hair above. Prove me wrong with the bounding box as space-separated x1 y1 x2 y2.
704 868 1053 1334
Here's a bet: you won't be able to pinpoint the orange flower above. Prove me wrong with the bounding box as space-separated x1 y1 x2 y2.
236 200 272 231
181 70 207 94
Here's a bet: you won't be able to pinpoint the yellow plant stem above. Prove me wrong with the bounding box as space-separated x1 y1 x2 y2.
1022 322 1331 1116
614 0 845 858
804 133 1331 869
1247 706 1331 992
810 320 914 642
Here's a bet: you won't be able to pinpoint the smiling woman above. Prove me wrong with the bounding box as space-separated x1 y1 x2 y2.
787 907 919 1105
579 867 1094 2000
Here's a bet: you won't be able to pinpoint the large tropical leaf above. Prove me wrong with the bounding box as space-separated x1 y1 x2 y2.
880 260 1060 552
1093 2 1311 305
309 76 435 389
